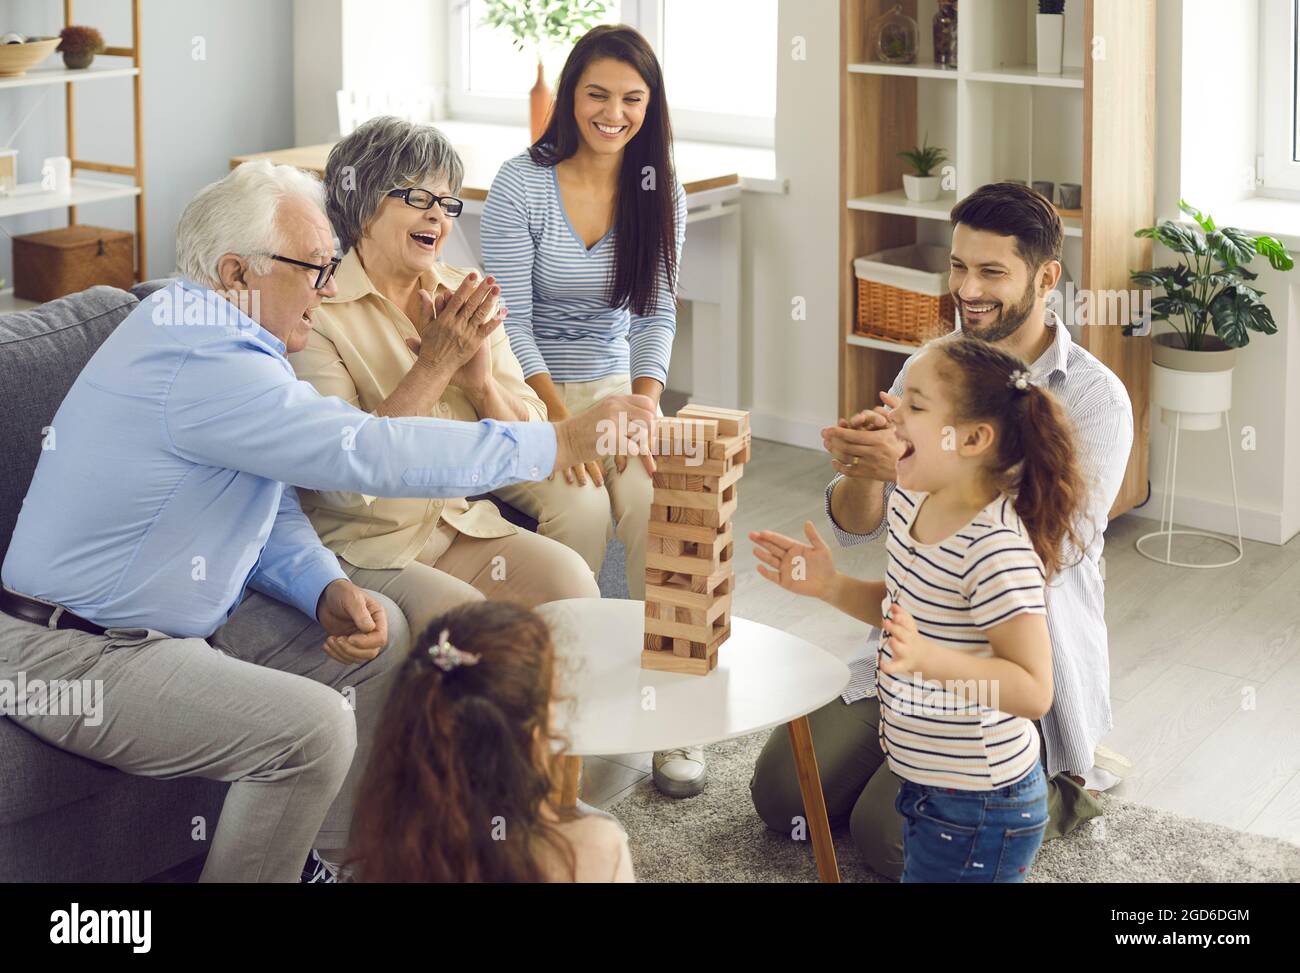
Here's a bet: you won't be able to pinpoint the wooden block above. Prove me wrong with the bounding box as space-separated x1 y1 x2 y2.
672 637 693 658
654 453 731 477
644 583 732 620
677 405 750 438
640 649 713 675
654 416 718 455
647 518 726 545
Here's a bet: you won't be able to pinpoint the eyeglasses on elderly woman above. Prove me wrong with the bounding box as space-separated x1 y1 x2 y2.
386 188 464 218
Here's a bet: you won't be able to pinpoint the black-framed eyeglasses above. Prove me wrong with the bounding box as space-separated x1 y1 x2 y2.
268 253 341 289
387 188 464 218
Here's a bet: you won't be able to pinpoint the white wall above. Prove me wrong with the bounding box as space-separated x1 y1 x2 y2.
0 0 296 281
742 0 841 449
1145 0 1300 545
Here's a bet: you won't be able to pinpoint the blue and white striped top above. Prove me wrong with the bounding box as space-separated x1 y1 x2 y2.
828 312 1134 781
876 487 1046 791
480 150 687 386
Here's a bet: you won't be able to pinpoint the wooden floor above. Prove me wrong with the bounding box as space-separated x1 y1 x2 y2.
585 437 1300 850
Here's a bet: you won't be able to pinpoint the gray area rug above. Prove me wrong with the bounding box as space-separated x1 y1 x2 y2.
608 730 1300 883
596 532 629 599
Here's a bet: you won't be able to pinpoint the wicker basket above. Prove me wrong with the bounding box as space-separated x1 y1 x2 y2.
854 244 955 345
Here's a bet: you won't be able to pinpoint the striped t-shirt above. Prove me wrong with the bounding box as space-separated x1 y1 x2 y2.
480 150 687 386
877 487 1048 791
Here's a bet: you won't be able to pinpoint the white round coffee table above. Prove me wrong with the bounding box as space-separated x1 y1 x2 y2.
535 597 851 882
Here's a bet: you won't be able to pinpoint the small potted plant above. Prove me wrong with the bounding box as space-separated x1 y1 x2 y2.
898 136 948 202
57 25 104 70
1036 0 1065 74
480 0 609 141
1126 200 1295 431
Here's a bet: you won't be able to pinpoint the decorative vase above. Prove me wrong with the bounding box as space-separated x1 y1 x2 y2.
528 61 551 142
1150 332 1236 431
902 174 942 202
62 49 93 69
1036 13 1063 74
933 0 957 70
873 3 917 64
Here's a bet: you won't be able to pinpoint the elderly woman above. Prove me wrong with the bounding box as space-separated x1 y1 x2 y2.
288 116 600 640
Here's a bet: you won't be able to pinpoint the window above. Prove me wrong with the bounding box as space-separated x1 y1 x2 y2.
1259 0 1300 195
447 0 777 147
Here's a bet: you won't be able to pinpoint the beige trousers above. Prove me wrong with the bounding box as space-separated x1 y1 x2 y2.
341 518 600 646
494 373 657 600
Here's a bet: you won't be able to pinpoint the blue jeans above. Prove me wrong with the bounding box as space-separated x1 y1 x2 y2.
895 763 1049 883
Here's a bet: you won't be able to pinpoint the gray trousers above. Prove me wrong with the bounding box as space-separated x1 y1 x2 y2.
749 696 1103 881
0 587 409 882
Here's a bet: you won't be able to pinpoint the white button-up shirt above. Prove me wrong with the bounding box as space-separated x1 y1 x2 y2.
825 311 1134 778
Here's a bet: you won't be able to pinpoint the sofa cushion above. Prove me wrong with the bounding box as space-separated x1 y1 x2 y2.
0 717 130 825
130 277 176 303
0 286 137 569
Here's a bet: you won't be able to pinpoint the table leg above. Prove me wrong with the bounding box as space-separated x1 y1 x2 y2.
557 755 582 809
787 716 841 883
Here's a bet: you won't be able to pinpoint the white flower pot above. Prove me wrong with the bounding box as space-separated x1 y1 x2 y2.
1150 332 1236 431
1036 14 1064 75
902 174 941 202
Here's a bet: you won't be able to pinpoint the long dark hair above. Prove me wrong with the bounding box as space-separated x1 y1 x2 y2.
931 336 1089 578
531 24 679 316
345 601 577 882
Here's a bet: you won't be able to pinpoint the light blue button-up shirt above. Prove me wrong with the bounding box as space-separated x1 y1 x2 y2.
2 280 557 638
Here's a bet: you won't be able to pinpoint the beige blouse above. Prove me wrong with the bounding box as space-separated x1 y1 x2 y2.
288 250 549 571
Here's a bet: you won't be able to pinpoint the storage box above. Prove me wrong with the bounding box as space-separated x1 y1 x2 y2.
854 244 955 345
13 224 135 303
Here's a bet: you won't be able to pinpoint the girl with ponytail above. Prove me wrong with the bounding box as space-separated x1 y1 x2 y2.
345 601 633 882
751 334 1088 882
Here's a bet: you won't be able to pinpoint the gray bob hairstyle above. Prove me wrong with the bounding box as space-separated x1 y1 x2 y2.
323 116 465 254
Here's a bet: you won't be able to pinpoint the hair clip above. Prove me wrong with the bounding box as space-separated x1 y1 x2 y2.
1008 369 1032 392
427 628 481 673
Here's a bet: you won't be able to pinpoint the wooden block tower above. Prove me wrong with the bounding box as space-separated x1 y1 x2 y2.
642 404 752 675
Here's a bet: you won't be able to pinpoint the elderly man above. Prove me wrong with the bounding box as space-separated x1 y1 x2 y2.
0 160 653 882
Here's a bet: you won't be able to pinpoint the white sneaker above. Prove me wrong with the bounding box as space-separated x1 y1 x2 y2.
1092 744 1134 780
652 746 707 798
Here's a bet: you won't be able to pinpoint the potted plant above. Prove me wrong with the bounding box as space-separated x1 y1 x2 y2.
1126 200 1295 430
898 136 948 202
479 0 609 141
1036 0 1064 75
57 25 104 70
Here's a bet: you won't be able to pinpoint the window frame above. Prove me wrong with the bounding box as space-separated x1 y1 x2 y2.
445 0 775 148
1259 0 1300 197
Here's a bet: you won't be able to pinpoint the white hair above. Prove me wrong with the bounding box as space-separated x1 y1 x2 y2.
175 159 329 289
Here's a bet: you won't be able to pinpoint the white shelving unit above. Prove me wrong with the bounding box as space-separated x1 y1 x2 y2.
0 1 146 310
0 64 138 91
0 178 142 219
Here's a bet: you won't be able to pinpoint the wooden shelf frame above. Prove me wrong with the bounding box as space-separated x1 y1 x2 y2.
61 0 146 280
839 0 1154 518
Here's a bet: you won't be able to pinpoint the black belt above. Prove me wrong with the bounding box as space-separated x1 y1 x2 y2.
0 590 106 636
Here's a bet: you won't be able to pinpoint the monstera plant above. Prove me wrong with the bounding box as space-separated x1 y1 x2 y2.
1126 200 1294 352
1128 200 1296 435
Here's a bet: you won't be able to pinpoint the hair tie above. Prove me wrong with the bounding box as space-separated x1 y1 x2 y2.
1007 369 1032 393
427 628 481 673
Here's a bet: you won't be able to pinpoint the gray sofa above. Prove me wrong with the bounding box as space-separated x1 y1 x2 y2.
0 282 228 881
1 281 620 882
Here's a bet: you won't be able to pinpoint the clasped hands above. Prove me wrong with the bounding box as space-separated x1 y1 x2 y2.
404 271 504 396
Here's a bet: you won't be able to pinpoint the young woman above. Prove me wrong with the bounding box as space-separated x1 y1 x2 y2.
751 335 1090 882
482 25 699 797
346 601 635 883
